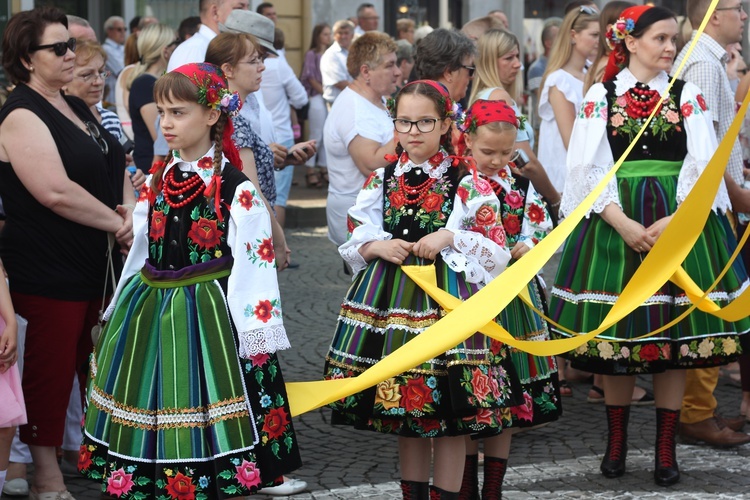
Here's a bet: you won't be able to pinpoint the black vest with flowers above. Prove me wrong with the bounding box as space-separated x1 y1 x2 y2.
382 159 459 243
147 164 246 271
604 78 687 161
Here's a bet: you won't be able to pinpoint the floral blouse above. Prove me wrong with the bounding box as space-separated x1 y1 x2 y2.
339 150 511 284
480 166 552 251
561 68 731 218
232 113 277 207
106 146 290 357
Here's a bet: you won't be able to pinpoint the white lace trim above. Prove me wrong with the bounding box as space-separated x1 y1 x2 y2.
443 232 497 284
394 154 451 179
613 68 670 97
560 162 621 218
677 156 732 213
236 325 291 357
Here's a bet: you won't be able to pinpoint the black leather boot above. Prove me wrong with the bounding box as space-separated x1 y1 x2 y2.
401 480 429 500
600 405 630 478
430 485 459 499
481 457 508 499
458 454 479 500
654 408 681 486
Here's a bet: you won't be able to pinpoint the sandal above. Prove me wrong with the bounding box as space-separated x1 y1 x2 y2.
559 379 573 397
319 166 329 183
306 170 323 188
587 385 605 403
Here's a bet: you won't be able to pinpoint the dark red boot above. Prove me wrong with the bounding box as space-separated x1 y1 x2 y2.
654 408 680 486
459 454 479 500
600 405 630 478
401 480 429 500
430 485 459 499
481 457 507 499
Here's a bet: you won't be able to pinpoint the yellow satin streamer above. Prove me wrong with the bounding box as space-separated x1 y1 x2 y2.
286 1 731 417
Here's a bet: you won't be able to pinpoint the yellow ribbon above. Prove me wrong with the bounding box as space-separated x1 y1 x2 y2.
285 0 740 417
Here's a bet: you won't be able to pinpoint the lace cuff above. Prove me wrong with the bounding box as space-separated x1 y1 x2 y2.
677 155 731 213
442 230 508 285
237 325 291 358
561 162 621 218
341 232 391 276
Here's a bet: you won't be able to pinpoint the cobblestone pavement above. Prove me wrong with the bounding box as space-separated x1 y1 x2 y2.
15 227 750 499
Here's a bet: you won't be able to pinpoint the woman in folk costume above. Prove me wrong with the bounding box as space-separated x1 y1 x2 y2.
80 62 301 498
547 6 750 486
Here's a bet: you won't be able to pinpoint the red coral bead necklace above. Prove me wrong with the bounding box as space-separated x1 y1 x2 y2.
164 167 204 208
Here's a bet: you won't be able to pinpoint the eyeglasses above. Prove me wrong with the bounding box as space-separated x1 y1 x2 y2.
85 121 109 155
393 118 439 133
572 5 598 26
30 37 76 56
715 3 745 13
78 70 110 83
241 56 265 66
462 65 476 77
109 27 127 32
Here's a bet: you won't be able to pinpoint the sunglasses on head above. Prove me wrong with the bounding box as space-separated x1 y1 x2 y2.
31 37 76 56
573 5 598 24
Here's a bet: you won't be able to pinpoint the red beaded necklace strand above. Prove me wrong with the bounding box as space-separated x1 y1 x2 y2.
164 167 204 208
397 173 437 205
624 84 661 118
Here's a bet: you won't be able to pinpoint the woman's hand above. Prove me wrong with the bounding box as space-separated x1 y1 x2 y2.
129 168 146 191
510 242 531 260
115 204 134 253
646 216 673 243
0 316 18 374
360 239 414 264
412 230 454 260
615 217 655 253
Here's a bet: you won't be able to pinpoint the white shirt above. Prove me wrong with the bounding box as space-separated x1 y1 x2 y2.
102 37 124 102
167 24 217 72
240 89 277 145
537 69 584 192
259 57 308 145
321 41 352 104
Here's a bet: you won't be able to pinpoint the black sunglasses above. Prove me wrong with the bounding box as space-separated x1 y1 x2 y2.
462 65 476 77
85 121 109 156
31 37 76 56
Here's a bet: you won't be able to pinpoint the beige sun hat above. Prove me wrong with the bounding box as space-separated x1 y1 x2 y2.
219 9 278 56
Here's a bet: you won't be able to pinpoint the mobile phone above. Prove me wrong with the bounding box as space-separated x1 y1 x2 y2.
286 145 309 159
119 134 134 154
510 149 529 169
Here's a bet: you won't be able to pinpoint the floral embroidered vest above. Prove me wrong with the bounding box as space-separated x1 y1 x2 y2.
147 165 246 271
604 78 688 161
382 157 459 242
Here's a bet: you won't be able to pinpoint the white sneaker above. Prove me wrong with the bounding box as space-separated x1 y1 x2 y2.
260 478 308 496
2 478 30 497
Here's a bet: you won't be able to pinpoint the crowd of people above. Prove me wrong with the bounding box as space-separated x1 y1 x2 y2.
0 0 749 499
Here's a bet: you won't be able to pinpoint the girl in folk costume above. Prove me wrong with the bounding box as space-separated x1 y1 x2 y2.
80 63 301 498
548 6 750 485
456 100 562 499
323 80 522 499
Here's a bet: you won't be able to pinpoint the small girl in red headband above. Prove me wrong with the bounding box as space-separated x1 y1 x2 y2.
323 80 520 498
80 62 301 499
456 99 561 499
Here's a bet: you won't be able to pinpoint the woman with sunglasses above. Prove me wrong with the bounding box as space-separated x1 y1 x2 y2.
0 7 131 499
413 27 476 103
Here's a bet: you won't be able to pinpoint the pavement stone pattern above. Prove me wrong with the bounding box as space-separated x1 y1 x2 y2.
12 227 750 499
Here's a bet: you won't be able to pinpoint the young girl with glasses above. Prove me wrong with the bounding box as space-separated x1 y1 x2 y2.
323 80 521 499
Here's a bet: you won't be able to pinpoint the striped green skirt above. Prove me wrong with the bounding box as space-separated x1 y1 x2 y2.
549 161 750 374
324 255 522 438
80 258 301 498
497 277 561 427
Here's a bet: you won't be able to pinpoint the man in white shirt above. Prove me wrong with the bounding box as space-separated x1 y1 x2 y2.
321 19 354 107
102 16 126 103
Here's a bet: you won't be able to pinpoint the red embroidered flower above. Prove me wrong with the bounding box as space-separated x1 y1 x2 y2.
639 343 660 362
503 214 521 235
471 225 488 237
150 210 166 240
428 152 444 166
681 102 694 118
197 157 213 170
660 343 671 360
475 205 497 227
389 190 407 209
498 168 508 179
263 407 290 440
422 192 443 213
457 186 469 203
584 101 595 118
206 88 219 105
504 190 523 210
510 392 534 422
78 445 92 471
402 376 434 412
257 238 275 263
165 472 195 500
364 171 378 188
475 408 495 425
234 460 262 490
347 215 356 235
527 203 546 224
488 226 506 246
415 418 441 433
475 177 493 195
254 299 273 323
187 217 223 249
696 94 707 111
490 339 503 355
250 353 270 367
238 190 254 210
138 184 150 202
471 368 492 402
106 467 135 498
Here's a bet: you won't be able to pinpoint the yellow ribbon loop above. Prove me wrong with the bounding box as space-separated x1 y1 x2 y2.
285 1 737 418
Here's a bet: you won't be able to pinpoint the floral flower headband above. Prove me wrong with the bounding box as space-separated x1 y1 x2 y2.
602 5 652 82
386 79 462 120
605 17 635 50
172 62 242 117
